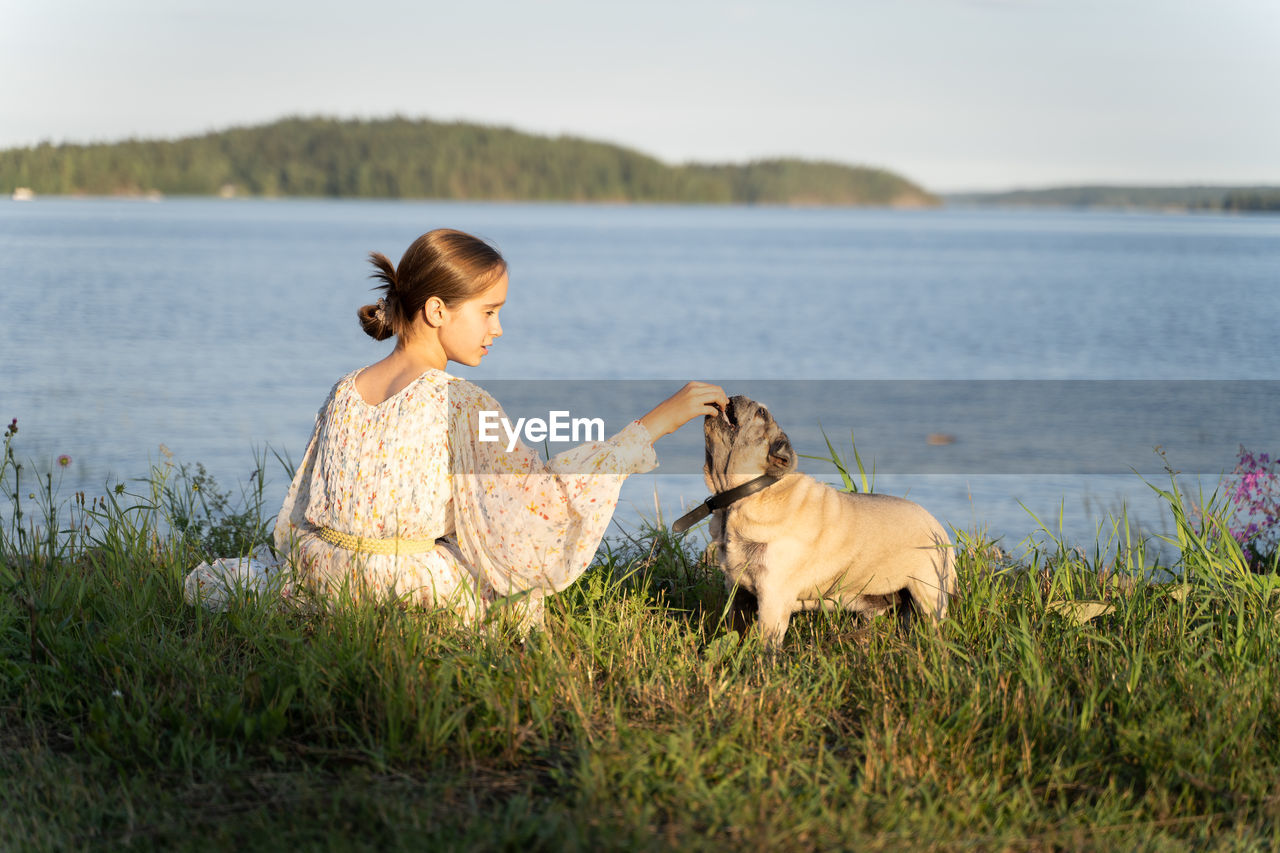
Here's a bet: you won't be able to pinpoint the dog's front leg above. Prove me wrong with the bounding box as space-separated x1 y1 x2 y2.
754 590 793 648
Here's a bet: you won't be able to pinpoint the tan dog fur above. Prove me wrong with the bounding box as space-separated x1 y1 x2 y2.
704 396 956 646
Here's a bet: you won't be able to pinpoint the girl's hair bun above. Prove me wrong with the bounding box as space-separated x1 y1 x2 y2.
360 251 399 340
358 300 395 340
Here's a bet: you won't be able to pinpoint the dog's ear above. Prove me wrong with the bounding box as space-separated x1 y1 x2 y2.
766 433 795 476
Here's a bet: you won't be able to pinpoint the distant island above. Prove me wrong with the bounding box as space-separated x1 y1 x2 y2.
0 116 937 208
946 185 1280 213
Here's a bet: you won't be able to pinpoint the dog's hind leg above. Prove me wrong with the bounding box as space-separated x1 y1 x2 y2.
904 535 957 622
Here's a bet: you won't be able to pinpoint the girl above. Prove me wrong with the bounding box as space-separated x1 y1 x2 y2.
184 228 726 625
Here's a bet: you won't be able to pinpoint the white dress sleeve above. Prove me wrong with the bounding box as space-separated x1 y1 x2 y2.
446 381 657 597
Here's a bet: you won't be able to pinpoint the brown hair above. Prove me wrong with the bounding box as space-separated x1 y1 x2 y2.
358 229 507 341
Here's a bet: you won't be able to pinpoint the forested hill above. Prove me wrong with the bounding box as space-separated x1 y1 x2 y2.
0 117 937 207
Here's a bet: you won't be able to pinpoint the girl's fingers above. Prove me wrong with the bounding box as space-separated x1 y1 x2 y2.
697 384 729 408
683 383 728 417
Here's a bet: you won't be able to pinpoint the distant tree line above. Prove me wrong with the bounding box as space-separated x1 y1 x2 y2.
1220 190 1280 213
946 184 1280 213
0 116 936 207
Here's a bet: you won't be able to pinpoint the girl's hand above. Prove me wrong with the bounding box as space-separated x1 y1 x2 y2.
639 382 729 443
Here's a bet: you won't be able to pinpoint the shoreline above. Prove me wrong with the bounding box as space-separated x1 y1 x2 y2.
12 192 1280 216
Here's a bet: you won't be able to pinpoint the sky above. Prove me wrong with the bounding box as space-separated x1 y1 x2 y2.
1 0 1277 192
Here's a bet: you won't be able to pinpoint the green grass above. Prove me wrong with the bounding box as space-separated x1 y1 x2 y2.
4 438 1280 850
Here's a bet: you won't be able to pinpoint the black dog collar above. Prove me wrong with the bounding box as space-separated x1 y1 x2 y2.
671 473 782 533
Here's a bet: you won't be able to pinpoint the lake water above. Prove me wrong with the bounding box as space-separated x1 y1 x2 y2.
3 198 1278 553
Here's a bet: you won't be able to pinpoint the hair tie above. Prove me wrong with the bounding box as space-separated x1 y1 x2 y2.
373 297 389 324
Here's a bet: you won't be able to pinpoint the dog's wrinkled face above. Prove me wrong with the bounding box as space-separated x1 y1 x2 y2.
703 395 796 493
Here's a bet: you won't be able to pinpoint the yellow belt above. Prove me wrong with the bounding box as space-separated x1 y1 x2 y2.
315 526 437 556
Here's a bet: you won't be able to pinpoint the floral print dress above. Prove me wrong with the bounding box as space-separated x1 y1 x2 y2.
183 368 657 621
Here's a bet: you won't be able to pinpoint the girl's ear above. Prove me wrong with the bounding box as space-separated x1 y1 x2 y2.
422 296 448 327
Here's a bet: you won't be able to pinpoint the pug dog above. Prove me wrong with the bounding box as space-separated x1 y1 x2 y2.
700 396 956 647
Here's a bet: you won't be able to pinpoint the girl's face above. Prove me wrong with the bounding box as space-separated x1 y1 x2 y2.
439 272 507 367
